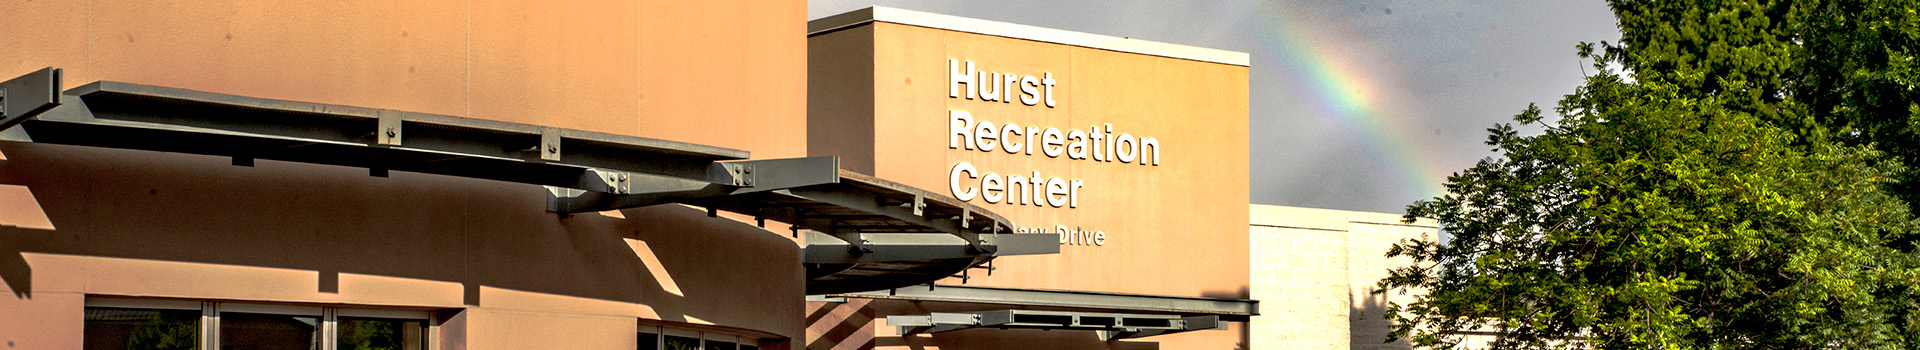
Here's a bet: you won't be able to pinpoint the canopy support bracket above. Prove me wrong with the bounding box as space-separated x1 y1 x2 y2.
0 67 62 137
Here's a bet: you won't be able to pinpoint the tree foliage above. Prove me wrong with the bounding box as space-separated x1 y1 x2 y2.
1377 0 1920 348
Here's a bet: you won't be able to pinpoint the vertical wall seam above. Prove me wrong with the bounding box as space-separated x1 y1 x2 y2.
459 180 474 308
645 0 652 137
86 0 93 82
463 0 472 117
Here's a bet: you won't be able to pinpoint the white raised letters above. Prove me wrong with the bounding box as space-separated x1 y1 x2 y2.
940 59 1169 248
948 162 978 201
1001 123 1024 154
950 111 975 150
950 60 976 99
974 120 998 151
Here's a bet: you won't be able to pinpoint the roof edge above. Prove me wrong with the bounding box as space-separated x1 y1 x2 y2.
808 6 1251 67
1249 204 1439 230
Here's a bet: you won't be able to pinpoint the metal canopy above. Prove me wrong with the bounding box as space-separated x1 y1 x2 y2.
682 170 1059 294
886 309 1226 340
0 69 1058 294
16 80 786 196
829 284 1259 321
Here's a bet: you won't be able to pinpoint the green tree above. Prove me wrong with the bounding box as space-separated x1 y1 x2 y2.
1796 0 1920 209
1376 0 1920 348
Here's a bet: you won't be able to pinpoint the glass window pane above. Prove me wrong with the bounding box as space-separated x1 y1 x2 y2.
704 340 734 350
664 336 699 350
637 333 658 350
740 345 757 350
337 317 427 350
84 307 200 350
219 313 319 350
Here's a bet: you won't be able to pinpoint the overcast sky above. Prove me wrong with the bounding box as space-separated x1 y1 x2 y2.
809 1 1621 213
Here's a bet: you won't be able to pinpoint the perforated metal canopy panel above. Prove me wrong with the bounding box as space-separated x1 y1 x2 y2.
0 70 1057 295
830 284 1259 320
886 309 1226 340
683 170 1059 294
839 284 1256 339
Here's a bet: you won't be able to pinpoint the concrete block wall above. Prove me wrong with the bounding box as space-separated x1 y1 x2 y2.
1250 205 1436 350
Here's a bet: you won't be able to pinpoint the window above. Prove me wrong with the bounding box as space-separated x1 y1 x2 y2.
664 335 699 350
637 326 760 350
84 306 201 350
219 312 320 349
337 316 428 350
637 333 659 350
84 298 433 350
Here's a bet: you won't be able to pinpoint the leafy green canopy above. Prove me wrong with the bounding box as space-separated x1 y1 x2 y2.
1377 0 1920 348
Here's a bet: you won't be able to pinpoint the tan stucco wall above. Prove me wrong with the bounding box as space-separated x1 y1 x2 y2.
0 0 808 349
1 0 805 157
1248 204 1436 350
806 14 1251 350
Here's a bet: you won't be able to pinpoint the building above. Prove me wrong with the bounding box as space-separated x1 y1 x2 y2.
0 2 1435 349
802 7 1251 350
1249 205 1436 350
2 1 823 349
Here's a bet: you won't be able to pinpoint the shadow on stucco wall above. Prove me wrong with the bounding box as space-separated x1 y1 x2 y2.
1203 286 1251 350
0 142 802 331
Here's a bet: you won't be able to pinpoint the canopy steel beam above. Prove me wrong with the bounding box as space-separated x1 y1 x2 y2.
885 310 1226 340
18 81 754 193
546 156 842 213
803 231 1057 264
13 79 848 212
1096 316 1224 340
831 284 1258 320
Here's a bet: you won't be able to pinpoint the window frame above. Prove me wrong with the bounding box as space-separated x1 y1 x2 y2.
85 297 437 350
638 325 758 350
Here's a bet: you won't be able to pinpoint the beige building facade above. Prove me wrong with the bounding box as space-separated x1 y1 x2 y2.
1250 205 1436 350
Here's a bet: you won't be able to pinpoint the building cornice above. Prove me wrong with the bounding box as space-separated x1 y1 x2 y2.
808 6 1251 67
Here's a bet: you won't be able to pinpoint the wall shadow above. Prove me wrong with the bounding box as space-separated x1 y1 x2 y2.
1202 286 1251 350
1351 290 1412 350
0 142 803 336
804 299 876 350
0 225 49 298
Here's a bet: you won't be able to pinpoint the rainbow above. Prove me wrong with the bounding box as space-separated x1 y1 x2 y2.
1228 0 1451 201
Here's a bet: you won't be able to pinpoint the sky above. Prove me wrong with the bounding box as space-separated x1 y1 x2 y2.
808 1 1622 213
